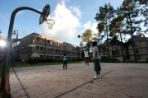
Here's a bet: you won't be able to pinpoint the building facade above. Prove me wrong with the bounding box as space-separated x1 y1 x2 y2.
99 36 148 62
16 33 81 62
128 36 148 61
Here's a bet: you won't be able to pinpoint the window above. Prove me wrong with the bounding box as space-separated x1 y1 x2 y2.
50 41 52 45
48 49 50 52
36 46 39 50
50 49 53 52
112 49 120 57
136 49 139 54
40 55 43 59
137 55 141 60
37 37 40 41
33 39 35 43
40 47 43 50
47 40 50 43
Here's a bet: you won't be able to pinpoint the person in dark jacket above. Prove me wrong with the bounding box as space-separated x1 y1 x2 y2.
63 53 68 70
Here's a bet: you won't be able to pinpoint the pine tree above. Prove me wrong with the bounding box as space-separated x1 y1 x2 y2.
120 0 143 62
95 3 114 57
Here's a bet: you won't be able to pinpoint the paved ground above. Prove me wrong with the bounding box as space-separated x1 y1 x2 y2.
10 63 148 98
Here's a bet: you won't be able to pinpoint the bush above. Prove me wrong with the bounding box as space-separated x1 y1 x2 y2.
100 56 120 63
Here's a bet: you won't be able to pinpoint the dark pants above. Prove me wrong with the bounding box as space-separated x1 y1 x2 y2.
63 60 67 70
84 57 89 66
94 59 101 75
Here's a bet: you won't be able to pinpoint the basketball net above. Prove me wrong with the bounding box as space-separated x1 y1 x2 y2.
45 19 55 29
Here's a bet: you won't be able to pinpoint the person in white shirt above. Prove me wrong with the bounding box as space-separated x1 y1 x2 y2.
92 41 101 79
84 48 89 66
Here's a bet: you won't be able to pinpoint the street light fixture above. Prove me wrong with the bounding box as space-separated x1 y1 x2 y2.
12 30 19 47
0 4 52 98
0 40 7 48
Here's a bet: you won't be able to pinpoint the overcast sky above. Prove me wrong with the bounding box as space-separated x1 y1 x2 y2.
0 0 123 45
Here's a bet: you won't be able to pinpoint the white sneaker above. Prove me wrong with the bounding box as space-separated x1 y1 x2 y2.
93 75 98 79
97 75 100 78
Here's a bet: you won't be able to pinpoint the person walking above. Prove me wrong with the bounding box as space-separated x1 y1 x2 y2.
84 48 89 66
92 41 101 79
63 53 68 70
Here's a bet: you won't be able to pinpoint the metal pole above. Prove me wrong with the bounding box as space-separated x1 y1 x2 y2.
15 30 18 46
0 6 43 98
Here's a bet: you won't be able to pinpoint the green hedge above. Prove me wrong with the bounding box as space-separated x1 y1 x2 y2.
100 57 121 63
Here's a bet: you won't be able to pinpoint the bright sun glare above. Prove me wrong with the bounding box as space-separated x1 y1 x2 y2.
0 40 7 47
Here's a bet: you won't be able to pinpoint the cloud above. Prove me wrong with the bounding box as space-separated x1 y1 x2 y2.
70 6 81 17
40 0 81 44
83 21 98 34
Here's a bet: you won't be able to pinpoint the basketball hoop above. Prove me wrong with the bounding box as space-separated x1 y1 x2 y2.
39 4 55 29
45 19 55 29
39 4 50 24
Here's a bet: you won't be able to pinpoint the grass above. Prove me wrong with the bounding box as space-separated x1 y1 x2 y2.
0 61 81 79
10 60 81 68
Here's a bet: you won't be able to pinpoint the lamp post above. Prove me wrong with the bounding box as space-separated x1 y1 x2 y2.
12 29 19 48
0 4 51 98
44 38 46 60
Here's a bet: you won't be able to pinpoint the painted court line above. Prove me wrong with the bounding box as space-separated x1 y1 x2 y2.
54 70 113 98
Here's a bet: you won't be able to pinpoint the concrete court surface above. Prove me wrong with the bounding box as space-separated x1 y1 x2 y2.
10 63 148 98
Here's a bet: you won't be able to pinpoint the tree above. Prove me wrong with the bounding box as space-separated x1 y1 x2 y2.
79 29 93 57
137 0 148 4
95 3 114 57
94 0 147 62
109 0 148 62
81 29 93 43
120 0 143 62
140 1 148 34
110 13 125 61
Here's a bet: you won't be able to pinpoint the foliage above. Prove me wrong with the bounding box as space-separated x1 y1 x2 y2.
109 14 124 37
140 0 148 33
120 0 142 37
95 3 115 57
95 3 114 38
95 0 148 62
95 0 147 42
81 29 93 42
137 0 148 4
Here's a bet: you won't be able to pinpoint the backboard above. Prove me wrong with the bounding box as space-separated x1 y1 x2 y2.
39 4 50 24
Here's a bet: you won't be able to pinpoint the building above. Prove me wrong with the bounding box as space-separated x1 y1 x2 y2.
128 36 148 61
99 36 148 62
15 33 81 62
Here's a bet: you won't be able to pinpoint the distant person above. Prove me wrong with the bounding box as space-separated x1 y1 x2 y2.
92 41 101 79
84 49 89 66
63 53 68 70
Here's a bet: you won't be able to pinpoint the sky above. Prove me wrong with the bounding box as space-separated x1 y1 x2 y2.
0 0 124 45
